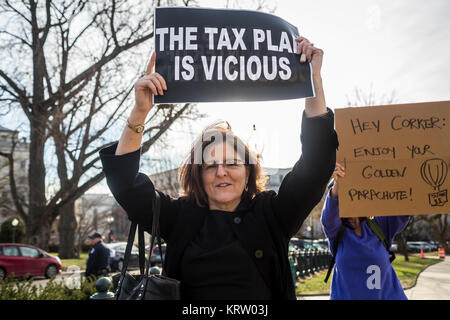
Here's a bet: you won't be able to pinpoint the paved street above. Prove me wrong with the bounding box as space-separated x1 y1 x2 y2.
31 270 85 289
297 257 450 300
405 258 450 300
31 269 141 289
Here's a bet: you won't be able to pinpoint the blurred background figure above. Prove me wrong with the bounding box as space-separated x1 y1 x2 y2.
85 232 110 281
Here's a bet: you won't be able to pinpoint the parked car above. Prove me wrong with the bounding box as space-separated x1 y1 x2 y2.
406 241 432 253
312 240 329 250
0 243 62 280
105 242 142 272
419 242 435 252
425 241 439 252
145 244 167 266
290 238 328 251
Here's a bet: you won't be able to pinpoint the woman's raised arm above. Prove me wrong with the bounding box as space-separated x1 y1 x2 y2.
115 52 167 156
295 36 327 118
272 38 338 238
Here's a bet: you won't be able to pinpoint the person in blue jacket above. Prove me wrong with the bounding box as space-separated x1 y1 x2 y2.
321 163 410 300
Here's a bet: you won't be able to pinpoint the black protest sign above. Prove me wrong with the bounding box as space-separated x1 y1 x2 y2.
153 7 314 104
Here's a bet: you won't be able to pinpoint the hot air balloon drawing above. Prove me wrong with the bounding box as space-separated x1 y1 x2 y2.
420 158 448 207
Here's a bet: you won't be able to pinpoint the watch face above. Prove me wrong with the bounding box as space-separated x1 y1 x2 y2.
136 126 144 133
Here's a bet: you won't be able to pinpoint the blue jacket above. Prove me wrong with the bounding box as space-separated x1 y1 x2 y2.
321 191 410 300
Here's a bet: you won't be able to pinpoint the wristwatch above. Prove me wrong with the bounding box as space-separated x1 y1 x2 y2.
126 119 145 133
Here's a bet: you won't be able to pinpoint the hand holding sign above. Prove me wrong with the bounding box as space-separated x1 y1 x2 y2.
154 7 316 103
331 163 346 198
335 101 450 217
134 52 167 113
295 37 323 77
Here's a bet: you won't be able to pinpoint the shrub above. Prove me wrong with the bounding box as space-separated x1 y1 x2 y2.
0 275 98 300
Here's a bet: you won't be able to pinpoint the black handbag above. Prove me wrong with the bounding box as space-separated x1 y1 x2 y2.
114 191 181 300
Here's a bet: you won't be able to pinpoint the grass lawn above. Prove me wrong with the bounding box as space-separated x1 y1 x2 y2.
49 252 89 271
295 253 442 296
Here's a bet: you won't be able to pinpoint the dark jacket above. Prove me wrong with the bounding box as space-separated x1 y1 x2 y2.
85 241 110 277
99 108 338 299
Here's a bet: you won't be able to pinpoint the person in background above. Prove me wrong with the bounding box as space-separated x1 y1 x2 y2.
85 232 110 281
321 163 410 300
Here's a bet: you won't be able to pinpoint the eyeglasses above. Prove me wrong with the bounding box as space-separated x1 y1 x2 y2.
201 159 245 171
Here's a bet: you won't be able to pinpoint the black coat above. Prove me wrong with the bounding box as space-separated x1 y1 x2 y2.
85 241 110 277
100 108 338 299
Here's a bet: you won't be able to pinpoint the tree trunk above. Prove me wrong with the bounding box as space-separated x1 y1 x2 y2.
26 116 50 250
58 201 78 259
397 231 409 262
427 215 450 254
26 213 52 251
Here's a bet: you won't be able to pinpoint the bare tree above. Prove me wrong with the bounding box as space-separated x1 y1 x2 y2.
0 0 280 257
74 194 114 258
345 83 397 107
416 215 449 253
0 0 203 257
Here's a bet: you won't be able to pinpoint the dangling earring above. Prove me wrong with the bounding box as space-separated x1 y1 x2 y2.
245 184 249 192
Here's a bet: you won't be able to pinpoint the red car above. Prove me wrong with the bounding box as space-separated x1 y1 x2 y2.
0 243 62 280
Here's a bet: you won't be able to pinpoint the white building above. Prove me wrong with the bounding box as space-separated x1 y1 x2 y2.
0 125 29 226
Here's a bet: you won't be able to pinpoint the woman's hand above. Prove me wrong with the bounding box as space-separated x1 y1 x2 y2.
331 162 345 198
298 37 326 117
134 52 167 113
295 36 323 78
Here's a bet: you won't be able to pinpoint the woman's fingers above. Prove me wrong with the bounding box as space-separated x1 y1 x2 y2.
335 162 345 170
140 73 167 95
146 52 156 75
142 79 158 96
295 36 309 44
295 38 312 63
334 165 345 173
148 76 164 95
296 39 310 55
306 45 315 62
153 73 167 91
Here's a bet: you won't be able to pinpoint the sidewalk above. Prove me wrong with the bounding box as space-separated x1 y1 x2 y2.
405 257 450 300
297 257 450 300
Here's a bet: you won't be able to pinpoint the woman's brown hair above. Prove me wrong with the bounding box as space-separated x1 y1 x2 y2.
178 121 268 207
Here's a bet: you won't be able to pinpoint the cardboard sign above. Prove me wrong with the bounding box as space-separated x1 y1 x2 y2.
153 7 314 104
335 100 450 217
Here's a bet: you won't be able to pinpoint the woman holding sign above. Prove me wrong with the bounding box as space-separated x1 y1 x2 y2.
321 163 410 300
100 37 338 299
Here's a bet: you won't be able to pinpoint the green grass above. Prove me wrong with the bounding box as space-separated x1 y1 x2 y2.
49 252 89 271
295 253 442 296
393 254 441 288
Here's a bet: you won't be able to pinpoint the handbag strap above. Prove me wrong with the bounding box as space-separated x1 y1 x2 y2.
116 220 138 299
138 224 146 275
144 190 163 276
116 190 164 299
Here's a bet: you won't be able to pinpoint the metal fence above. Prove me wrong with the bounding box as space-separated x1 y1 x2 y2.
289 248 333 278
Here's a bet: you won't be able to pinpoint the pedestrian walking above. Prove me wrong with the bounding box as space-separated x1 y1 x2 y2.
85 232 110 281
321 163 410 299
99 36 338 299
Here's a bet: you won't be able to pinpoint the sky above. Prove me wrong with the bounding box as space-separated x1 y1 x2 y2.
144 0 450 174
